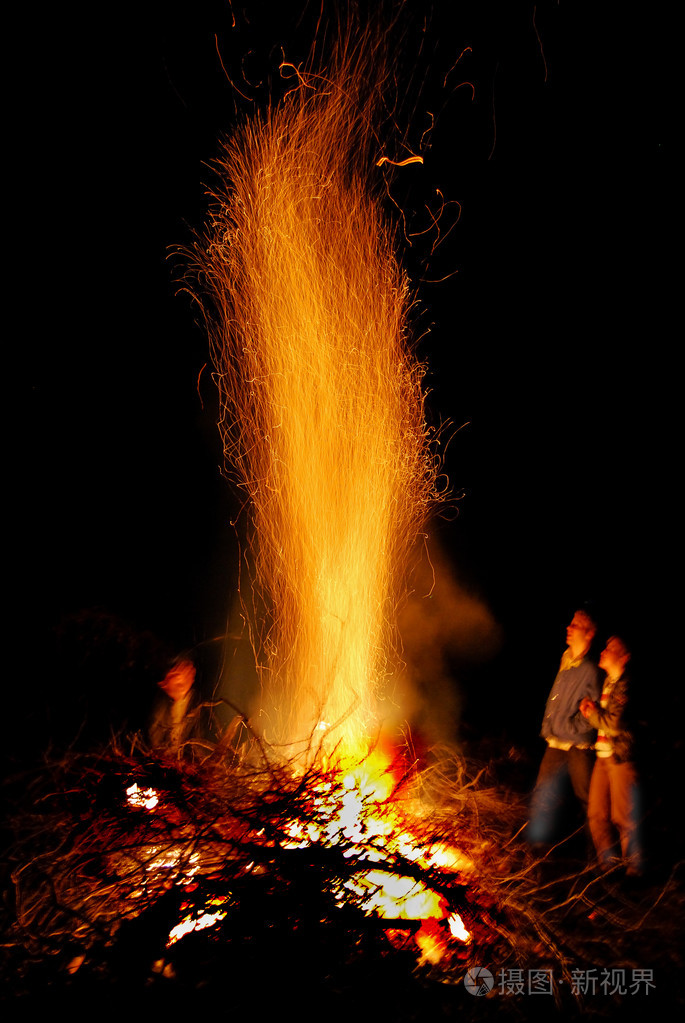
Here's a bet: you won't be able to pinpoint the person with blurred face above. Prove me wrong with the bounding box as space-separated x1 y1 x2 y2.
528 610 602 846
580 635 643 876
149 656 197 751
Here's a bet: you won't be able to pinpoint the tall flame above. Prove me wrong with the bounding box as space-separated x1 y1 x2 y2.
187 29 439 759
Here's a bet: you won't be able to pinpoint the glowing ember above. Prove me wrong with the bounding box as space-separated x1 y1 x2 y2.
126 784 159 810
448 911 471 943
279 751 472 956
121 753 472 960
186 28 440 761
167 896 230 946
345 870 446 921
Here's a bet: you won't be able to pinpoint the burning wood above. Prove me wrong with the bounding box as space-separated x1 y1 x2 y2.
5 738 680 1016
4 740 485 966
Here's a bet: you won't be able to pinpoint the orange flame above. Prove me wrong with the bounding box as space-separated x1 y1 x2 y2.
188 29 440 761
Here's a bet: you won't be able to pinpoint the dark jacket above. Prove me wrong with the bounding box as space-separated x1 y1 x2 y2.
541 653 602 746
583 673 634 763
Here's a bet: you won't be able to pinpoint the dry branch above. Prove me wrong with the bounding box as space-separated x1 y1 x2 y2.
2 739 682 1017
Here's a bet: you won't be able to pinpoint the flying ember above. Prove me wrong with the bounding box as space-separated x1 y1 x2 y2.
186 26 440 764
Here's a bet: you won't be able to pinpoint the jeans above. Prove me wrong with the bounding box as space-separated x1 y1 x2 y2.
528 745 595 845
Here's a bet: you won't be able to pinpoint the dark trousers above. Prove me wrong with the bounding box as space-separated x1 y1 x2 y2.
528 745 595 845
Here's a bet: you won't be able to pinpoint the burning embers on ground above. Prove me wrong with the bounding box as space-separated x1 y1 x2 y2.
4 739 491 980
5 735 680 1015
127 736 478 963
1 736 513 993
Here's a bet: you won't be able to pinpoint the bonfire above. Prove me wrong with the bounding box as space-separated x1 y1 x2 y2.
3 13 683 1020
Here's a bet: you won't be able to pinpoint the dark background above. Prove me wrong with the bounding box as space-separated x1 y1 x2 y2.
13 1 675 753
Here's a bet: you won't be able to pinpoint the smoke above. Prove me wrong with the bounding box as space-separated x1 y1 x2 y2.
391 534 503 747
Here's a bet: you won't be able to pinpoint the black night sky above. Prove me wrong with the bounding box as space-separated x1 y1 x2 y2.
14 1 676 753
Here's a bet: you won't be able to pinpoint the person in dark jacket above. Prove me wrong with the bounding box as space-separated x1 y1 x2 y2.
580 635 644 876
528 609 602 845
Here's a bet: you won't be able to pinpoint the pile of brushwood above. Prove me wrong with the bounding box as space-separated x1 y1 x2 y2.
1 735 683 1020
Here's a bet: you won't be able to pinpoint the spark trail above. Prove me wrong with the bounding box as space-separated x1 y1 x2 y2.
187 28 440 761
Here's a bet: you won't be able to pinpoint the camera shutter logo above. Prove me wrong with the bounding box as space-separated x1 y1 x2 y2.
464 967 494 996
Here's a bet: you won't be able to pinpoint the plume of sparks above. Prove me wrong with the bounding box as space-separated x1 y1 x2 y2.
186 28 440 761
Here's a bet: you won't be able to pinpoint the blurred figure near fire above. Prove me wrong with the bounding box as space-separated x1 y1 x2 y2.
149 655 199 752
580 635 644 877
528 609 602 846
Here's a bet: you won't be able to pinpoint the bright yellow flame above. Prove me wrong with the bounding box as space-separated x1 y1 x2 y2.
447 911 471 943
416 919 449 965
187 30 439 761
126 784 159 810
347 870 445 921
280 754 472 960
167 897 230 946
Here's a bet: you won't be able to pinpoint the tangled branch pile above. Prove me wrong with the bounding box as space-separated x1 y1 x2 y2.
2 739 683 1019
